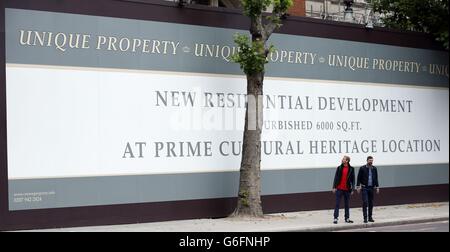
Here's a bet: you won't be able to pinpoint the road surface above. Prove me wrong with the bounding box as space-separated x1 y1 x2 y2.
339 220 448 232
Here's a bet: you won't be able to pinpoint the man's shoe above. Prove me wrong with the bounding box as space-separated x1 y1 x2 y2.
363 219 368 223
368 218 375 222
333 219 338 224
345 219 354 223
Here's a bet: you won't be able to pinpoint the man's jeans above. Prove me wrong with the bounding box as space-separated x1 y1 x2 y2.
362 187 375 220
334 189 350 219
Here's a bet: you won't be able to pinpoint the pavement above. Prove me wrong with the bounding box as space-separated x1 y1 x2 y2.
26 201 448 232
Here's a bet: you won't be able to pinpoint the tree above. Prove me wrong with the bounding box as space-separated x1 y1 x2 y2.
231 0 293 217
373 0 449 49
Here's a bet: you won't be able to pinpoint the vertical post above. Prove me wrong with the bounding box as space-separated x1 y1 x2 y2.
344 0 354 22
210 0 219 7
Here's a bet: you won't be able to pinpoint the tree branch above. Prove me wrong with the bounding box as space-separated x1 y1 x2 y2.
250 15 264 40
263 12 283 41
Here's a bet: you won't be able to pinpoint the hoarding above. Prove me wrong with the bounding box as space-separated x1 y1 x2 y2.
5 8 449 211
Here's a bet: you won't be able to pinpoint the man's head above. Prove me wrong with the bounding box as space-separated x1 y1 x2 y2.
342 155 350 165
367 156 374 166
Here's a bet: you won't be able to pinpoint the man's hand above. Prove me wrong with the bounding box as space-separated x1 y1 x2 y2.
357 187 361 194
376 187 380 194
332 188 336 194
351 190 354 195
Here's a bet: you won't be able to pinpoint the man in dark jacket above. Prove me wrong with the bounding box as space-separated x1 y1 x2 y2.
332 155 355 224
357 156 380 223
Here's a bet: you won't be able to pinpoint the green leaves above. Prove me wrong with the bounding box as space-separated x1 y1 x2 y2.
273 0 294 14
373 0 449 49
234 0 294 74
241 0 272 18
231 34 269 75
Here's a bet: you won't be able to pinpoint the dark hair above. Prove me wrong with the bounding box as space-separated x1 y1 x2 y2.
367 156 374 161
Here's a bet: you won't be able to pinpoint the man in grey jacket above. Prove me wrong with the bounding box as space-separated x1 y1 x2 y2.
357 156 380 223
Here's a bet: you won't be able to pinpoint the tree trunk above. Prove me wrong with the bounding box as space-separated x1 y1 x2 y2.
230 1 290 218
232 72 264 217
